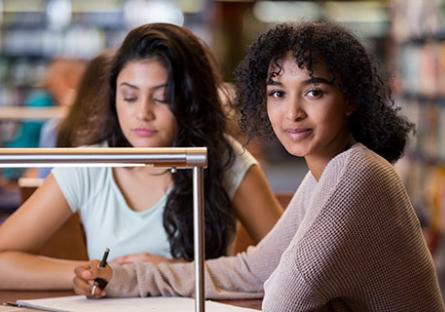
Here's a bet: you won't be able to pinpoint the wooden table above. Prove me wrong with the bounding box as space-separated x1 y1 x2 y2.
0 290 262 311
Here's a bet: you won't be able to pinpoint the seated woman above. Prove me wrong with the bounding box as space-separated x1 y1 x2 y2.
73 22 444 311
0 23 282 290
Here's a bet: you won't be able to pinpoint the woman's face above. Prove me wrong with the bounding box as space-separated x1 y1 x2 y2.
115 59 177 148
266 53 354 160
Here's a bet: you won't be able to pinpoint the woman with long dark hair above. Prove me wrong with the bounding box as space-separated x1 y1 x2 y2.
74 22 444 311
0 23 282 289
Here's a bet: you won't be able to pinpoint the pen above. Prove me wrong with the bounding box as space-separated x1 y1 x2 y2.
91 247 110 296
2 302 19 307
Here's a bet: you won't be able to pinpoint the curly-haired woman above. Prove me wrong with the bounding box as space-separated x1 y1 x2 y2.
0 23 282 289
73 22 444 311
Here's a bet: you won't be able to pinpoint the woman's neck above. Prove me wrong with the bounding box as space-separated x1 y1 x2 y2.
305 136 355 181
124 166 171 176
112 166 173 212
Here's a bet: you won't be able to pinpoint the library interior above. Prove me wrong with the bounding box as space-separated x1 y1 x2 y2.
1 0 445 311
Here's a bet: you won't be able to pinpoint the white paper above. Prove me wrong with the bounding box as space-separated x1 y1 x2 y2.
16 295 258 312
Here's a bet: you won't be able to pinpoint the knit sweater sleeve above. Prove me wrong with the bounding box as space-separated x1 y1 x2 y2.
104 173 315 299
262 146 444 311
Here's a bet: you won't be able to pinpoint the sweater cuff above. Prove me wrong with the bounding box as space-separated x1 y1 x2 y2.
105 263 141 298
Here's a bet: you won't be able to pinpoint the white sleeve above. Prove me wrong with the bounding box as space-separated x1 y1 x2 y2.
52 167 88 213
223 136 259 199
51 143 107 213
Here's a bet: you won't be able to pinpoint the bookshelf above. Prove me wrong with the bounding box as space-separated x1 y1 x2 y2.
0 0 127 108
0 0 126 146
0 0 209 146
391 0 445 295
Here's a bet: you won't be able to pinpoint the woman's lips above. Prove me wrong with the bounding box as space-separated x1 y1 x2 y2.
284 128 312 141
132 128 157 138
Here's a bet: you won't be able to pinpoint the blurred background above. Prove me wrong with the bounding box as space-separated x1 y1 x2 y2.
1 0 445 295
0 0 395 192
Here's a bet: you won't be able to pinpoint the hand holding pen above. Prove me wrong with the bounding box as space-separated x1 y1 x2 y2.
91 248 110 296
73 248 113 298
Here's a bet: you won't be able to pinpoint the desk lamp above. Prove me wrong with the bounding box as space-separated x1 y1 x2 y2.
0 147 207 312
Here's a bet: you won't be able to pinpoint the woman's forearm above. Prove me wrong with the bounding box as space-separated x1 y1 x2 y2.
0 251 87 290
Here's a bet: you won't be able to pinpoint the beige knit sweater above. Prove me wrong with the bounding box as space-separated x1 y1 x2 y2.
105 143 445 311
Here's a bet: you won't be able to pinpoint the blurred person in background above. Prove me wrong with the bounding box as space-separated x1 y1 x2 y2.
0 58 85 212
37 51 113 178
2 58 85 181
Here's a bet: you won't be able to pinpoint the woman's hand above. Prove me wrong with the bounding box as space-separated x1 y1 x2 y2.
111 253 181 265
73 260 112 298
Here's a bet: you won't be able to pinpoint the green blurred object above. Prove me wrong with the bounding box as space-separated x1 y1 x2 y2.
3 90 54 180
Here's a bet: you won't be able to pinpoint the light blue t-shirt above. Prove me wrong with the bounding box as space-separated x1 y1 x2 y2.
52 138 257 261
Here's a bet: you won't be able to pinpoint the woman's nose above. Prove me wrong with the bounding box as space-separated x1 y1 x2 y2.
136 101 155 121
286 97 306 121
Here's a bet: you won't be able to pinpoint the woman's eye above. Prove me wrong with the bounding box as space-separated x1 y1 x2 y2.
305 89 324 99
153 98 168 104
268 90 285 98
123 97 137 102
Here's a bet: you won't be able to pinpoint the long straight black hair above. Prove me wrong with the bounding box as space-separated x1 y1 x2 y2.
105 23 236 260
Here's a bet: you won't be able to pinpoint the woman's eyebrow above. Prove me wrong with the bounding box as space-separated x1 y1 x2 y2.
266 76 332 86
151 83 168 91
266 79 281 86
119 82 138 89
119 83 168 90
302 77 332 85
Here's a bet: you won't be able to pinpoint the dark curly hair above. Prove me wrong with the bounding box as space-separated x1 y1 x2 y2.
234 21 414 163
103 23 236 260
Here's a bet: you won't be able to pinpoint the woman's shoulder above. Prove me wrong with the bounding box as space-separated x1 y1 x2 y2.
224 135 244 153
52 165 110 185
324 143 402 196
313 144 411 237
332 143 392 173
219 135 259 198
224 135 258 164
345 143 394 176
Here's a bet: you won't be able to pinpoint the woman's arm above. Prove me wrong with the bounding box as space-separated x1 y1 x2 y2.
74 194 299 299
232 164 283 243
73 173 315 299
0 174 86 289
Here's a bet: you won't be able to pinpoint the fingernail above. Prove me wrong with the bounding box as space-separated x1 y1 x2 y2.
91 284 97 296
